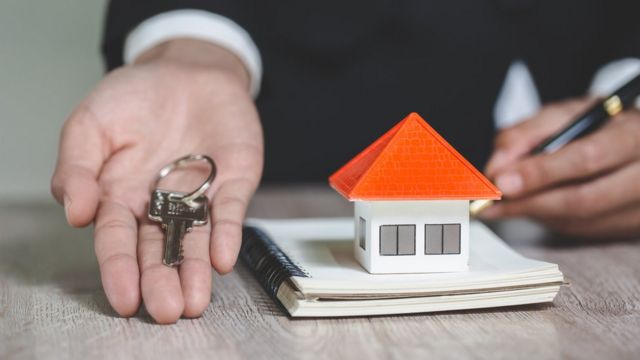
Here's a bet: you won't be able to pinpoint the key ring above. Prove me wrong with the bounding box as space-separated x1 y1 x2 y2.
153 154 216 207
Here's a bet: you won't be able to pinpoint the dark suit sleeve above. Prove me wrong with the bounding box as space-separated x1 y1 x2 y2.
603 0 640 62
101 0 255 71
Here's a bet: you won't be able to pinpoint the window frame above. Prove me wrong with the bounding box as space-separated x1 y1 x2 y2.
424 223 461 255
359 217 366 250
379 224 416 256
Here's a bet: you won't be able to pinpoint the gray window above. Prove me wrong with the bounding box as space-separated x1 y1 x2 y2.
425 224 461 255
425 225 443 254
359 217 366 250
379 225 415 256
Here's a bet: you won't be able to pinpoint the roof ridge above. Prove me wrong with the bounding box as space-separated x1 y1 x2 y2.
411 115 501 197
329 112 502 200
351 114 414 197
328 117 404 198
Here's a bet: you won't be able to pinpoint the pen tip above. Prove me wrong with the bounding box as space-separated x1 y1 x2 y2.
470 199 494 217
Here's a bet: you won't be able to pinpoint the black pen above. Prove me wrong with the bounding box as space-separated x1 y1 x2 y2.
470 73 640 216
531 73 640 154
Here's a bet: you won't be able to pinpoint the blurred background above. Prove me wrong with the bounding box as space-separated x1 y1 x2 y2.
0 0 104 201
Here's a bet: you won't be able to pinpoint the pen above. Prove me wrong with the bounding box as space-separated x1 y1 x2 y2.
470 73 640 217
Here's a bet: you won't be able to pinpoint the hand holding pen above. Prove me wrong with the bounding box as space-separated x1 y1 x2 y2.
479 74 640 239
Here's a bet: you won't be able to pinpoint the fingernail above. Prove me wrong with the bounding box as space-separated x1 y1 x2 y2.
495 172 523 195
63 194 72 220
490 150 508 165
486 150 508 173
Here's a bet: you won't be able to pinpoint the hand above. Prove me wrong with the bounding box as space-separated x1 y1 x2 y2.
482 97 640 239
50 39 263 323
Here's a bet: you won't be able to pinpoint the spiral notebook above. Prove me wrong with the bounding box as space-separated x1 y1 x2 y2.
240 218 564 317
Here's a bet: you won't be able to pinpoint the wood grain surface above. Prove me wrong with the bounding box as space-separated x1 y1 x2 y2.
1 185 639 359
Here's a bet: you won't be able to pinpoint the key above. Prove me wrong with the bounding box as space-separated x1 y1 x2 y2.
148 189 209 266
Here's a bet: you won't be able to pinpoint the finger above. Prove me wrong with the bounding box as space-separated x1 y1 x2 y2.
210 178 256 274
494 117 640 197
94 200 140 317
138 222 184 324
51 106 106 227
544 203 640 239
481 161 640 221
178 222 212 318
486 98 596 177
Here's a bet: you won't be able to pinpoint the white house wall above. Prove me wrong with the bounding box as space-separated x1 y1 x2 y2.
354 200 469 274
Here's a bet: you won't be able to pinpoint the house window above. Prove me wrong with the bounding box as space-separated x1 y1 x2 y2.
379 225 415 256
425 224 461 254
359 217 366 250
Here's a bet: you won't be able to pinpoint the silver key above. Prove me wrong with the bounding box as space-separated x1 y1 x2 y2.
148 189 209 266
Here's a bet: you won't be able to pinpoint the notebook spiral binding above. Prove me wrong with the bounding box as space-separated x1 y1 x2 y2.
240 226 309 299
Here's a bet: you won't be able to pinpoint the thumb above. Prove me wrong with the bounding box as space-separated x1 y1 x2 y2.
485 97 597 177
51 106 105 227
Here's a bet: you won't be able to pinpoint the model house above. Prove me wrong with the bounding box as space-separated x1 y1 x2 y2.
329 112 501 274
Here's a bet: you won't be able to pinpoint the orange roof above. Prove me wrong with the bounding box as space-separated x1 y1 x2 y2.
329 112 502 201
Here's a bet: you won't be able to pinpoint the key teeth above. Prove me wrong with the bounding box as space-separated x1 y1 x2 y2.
162 259 177 267
162 257 184 267
150 189 208 268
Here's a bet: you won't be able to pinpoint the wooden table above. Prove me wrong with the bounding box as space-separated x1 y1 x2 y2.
1 186 639 359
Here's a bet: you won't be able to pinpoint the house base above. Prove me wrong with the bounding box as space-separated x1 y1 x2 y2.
353 200 470 274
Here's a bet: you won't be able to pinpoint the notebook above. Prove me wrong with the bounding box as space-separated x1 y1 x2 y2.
240 218 564 317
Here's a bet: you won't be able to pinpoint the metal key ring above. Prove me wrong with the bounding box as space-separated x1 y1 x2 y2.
153 154 216 206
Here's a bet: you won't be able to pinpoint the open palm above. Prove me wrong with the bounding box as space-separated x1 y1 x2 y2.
51 53 263 323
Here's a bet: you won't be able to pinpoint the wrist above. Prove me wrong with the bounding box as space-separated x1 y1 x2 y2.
134 38 251 94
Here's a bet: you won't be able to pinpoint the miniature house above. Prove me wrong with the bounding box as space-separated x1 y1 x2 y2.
329 112 501 274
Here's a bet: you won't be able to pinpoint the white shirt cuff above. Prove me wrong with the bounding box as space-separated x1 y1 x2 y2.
493 60 541 129
124 9 262 98
588 57 640 108
494 57 640 129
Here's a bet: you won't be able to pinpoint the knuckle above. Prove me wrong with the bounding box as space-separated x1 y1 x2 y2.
141 262 168 274
181 256 211 269
543 105 562 118
100 252 136 268
520 161 543 188
539 103 567 120
138 226 163 241
566 186 597 220
214 218 243 230
495 128 521 148
560 98 590 115
625 120 640 155
95 217 135 234
578 142 603 174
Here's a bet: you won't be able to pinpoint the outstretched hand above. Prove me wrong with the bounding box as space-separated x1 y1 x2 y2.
483 97 640 239
51 40 263 323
